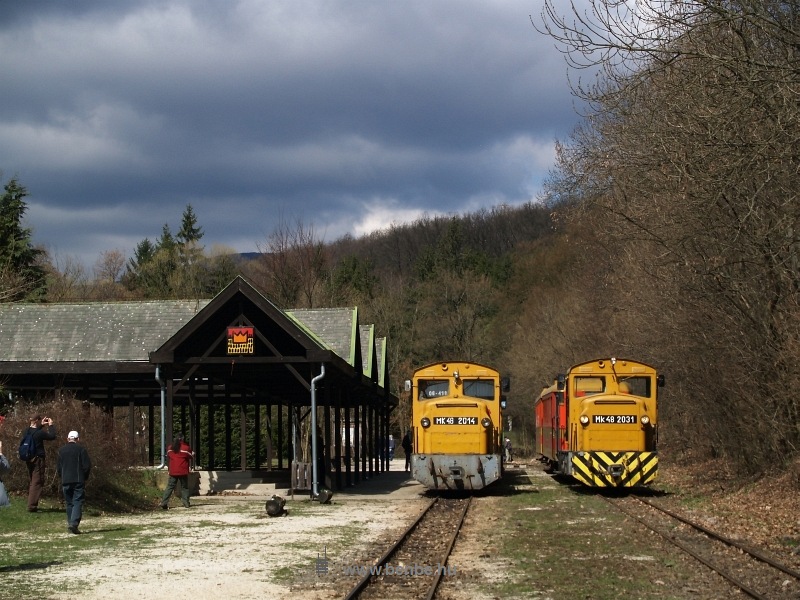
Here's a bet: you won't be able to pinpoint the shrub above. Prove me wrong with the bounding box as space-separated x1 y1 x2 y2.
1 396 158 511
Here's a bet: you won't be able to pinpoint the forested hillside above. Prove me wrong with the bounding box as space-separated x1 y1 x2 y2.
532 0 800 474
2 1 797 478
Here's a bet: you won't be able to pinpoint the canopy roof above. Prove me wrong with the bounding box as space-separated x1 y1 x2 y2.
0 276 395 409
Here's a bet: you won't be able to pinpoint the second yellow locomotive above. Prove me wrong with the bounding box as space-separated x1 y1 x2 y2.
534 357 663 487
406 361 509 490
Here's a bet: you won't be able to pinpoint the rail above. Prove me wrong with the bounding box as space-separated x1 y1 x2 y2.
343 496 471 599
604 495 800 600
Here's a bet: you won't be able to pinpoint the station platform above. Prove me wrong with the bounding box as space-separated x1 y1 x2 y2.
188 457 424 501
332 458 425 500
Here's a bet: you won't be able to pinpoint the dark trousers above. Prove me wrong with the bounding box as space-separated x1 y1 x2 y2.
62 482 86 528
161 475 190 507
27 457 46 510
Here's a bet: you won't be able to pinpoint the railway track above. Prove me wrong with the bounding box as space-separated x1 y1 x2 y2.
605 494 800 599
342 496 471 600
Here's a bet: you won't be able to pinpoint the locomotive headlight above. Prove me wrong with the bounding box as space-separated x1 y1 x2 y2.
481 417 492 428
579 415 590 425
641 415 650 425
421 417 431 428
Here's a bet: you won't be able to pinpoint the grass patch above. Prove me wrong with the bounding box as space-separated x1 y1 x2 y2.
92 468 166 511
1 469 159 533
0 501 159 599
0 469 170 600
265 504 373 586
486 469 699 599
2 469 438 597
272 565 295 583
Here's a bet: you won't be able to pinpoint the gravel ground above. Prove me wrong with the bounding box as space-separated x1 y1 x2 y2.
26 462 429 600
10 457 800 600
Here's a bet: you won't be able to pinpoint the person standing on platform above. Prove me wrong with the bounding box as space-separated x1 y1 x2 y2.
57 430 92 534
24 415 57 512
388 435 395 461
401 431 412 472
160 436 194 509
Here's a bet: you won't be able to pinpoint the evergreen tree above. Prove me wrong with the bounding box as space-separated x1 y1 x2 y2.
123 210 224 299
122 238 156 292
177 204 203 247
157 223 177 254
132 238 156 269
122 225 179 298
176 204 205 296
0 177 47 301
140 224 180 298
328 255 379 304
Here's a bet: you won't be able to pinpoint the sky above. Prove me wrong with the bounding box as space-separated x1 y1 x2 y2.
1 0 585 271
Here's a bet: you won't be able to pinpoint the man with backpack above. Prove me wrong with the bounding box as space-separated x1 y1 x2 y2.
21 415 56 512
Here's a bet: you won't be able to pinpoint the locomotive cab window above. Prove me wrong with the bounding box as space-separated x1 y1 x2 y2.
574 377 605 396
419 380 449 399
618 376 651 397
463 379 495 401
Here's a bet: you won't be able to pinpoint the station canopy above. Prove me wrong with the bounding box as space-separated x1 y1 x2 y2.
0 276 396 411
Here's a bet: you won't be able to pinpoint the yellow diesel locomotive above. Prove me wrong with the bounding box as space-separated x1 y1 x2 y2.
535 357 663 487
406 361 509 490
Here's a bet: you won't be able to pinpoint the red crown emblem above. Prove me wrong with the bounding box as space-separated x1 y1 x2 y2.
228 327 253 343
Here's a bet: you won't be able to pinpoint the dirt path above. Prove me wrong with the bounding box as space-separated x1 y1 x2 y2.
29 495 426 600
8 459 799 600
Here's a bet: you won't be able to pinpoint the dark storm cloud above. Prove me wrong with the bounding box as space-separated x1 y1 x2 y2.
0 0 583 268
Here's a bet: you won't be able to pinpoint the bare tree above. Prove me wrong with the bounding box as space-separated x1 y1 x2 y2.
249 217 328 308
45 254 90 301
0 260 30 303
412 270 501 363
94 250 125 283
538 0 800 470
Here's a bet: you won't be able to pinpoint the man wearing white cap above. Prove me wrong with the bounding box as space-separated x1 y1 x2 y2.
56 431 92 534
